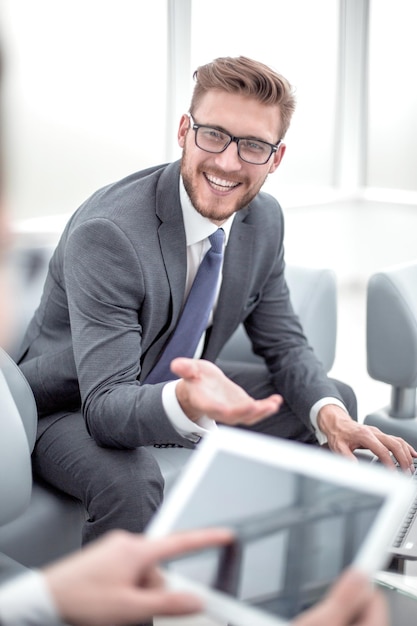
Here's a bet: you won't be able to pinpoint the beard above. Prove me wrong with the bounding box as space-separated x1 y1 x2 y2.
180 143 268 222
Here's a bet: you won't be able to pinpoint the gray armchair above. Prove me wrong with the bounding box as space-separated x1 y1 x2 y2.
364 261 417 449
0 348 86 569
0 242 338 573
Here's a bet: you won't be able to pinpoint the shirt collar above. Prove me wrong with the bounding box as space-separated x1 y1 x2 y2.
179 177 235 246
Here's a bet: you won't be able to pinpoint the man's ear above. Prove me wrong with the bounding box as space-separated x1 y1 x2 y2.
268 142 286 174
177 114 190 148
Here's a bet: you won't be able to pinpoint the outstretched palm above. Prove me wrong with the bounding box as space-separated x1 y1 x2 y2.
171 357 283 425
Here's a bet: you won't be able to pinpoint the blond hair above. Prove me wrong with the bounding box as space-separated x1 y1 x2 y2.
189 56 296 138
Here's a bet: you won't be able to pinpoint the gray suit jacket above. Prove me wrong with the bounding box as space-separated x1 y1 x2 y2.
18 161 341 448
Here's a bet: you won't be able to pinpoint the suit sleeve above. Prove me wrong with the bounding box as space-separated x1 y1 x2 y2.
243 203 344 426
64 218 191 449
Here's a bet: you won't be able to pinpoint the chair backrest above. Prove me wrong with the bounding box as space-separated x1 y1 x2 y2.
364 261 417 440
286 265 337 372
8 244 55 360
0 348 36 526
367 262 417 389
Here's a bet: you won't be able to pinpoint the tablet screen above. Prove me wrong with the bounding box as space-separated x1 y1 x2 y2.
148 427 415 626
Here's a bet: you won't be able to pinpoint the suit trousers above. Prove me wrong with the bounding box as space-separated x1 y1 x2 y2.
0 552 28 584
32 361 357 545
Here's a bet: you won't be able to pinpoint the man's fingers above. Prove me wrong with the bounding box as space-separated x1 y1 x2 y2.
377 434 417 473
321 569 388 626
241 394 283 423
126 588 205 618
142 528 234 566
170 357 201 380
293 569 383 626
355 430 416 473
212 394 283 425
327 419 417 473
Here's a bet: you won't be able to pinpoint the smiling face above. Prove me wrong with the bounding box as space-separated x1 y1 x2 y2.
178 90 286 225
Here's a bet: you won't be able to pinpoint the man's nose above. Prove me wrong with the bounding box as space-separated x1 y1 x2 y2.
213 139 242 170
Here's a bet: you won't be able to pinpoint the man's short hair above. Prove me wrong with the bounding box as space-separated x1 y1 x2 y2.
190 56 296 139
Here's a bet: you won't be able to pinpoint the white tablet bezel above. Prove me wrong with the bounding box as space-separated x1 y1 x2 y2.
147 426 416 626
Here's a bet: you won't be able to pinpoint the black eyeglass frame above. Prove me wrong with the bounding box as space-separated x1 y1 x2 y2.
188 114 282 165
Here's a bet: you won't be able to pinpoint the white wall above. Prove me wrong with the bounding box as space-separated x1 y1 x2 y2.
1 0 417 283
190 0 340 193
368 0 417 191
1 0 169 219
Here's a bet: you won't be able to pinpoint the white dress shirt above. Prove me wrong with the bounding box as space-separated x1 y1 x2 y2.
161 178 234 441
0 570 64 626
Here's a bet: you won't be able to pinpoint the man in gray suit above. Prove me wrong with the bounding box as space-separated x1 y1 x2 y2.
17 56 416 544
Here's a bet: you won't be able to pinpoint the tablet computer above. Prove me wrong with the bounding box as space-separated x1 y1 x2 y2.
147 426 416 626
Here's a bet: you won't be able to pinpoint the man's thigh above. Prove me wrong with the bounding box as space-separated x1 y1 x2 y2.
33 412 164 539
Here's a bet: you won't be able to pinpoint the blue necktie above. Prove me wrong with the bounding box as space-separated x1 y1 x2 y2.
144 228 225 384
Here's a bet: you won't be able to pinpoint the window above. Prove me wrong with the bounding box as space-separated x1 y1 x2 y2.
190 0 340 198
2 0 168 219
367 0 417 192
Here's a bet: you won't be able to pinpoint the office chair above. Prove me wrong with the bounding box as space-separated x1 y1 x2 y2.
0 347 86 570
364 261 417 448
0 351 33 527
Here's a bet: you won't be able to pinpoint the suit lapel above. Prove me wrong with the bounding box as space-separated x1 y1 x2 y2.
140 163 187 381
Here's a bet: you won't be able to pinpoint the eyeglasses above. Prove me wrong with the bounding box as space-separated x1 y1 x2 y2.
188 115 281 165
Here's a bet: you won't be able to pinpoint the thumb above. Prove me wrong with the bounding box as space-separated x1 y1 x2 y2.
292 569 373 626
170 357 199 380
